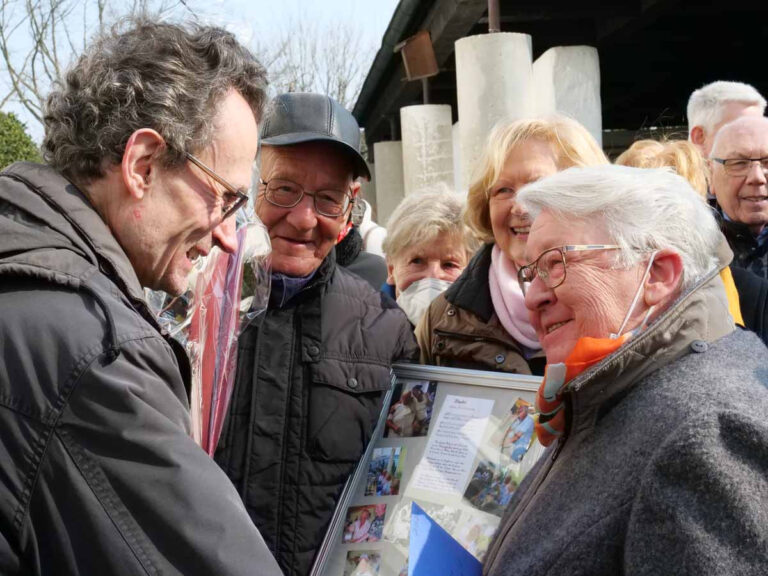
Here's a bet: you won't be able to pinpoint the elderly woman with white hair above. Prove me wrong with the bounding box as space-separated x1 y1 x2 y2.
483 166 768 576
382 189 478 326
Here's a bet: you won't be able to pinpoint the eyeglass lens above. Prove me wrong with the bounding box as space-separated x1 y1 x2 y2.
519 248 566 295
264 179 349 216
723 158 768 176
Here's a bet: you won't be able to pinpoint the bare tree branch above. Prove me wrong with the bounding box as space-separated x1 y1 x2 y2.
258 15 374 110
0 0 178 133
0 1 377 136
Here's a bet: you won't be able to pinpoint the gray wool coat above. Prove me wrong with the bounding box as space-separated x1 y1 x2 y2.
483 264 768 576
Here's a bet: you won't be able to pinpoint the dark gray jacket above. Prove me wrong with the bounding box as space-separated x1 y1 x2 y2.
335 225 388 290
717 206 768 279
483 265 768 576
0 163 282 575
215 251 417 576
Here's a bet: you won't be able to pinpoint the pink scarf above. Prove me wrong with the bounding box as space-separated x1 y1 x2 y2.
488 244 541 351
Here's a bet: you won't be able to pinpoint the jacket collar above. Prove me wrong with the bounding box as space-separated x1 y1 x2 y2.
444 243 495 322
719 210 758 244
269 248 336 310
0 162 145 302
563 245 735 437
334 226 362 267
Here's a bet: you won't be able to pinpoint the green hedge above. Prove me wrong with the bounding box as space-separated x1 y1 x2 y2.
0 112 41 169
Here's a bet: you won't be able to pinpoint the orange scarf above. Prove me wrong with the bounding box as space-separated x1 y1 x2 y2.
535 334 629 446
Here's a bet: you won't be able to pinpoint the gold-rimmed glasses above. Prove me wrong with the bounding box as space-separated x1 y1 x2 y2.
517 244 621 296
185 152 249 221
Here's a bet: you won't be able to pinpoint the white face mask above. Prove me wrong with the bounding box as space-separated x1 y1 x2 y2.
396 277 452 325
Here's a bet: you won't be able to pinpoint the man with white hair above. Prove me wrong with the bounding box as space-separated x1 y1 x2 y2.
709 115 768 278
687 80 765 158
214 92 416 576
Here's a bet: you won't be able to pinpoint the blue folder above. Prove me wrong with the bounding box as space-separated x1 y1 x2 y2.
408 502 482 576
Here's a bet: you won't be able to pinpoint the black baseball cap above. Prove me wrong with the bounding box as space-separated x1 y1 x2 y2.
260 92 371 181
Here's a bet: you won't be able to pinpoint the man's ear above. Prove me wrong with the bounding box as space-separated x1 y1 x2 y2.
334 180 363 244
644 249 683 307
386 258 396 286
707 159 719 197
689 126 706 149
121 129 166 200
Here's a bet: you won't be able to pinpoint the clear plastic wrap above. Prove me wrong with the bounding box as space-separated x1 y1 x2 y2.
146 219 271 454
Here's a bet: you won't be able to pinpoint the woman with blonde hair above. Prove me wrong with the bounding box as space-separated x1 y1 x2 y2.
416 115 608 375
615 138 709 197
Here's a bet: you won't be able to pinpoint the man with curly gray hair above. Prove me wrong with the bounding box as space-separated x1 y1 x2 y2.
0 20 281 575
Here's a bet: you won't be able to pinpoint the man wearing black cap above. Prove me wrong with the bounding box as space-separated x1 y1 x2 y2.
215 93 417 576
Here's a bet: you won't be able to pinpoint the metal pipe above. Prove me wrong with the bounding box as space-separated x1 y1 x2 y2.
488 0 500 33
422 77 430 105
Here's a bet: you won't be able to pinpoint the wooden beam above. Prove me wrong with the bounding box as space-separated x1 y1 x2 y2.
480 5 636 24
596 0 679 43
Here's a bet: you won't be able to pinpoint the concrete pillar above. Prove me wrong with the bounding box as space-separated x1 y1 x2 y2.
455 33 536 190
400 104 454 196
359 163 378 221
533 46 602 145
373 141 405 225
452 121 463 193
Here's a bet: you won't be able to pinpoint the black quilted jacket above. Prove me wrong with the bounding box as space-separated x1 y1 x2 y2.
215 250 417 576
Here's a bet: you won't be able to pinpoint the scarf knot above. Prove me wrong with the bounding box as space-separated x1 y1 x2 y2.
534 335 629 446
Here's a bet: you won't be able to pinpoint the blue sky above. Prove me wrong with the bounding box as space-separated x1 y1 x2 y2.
2 0 400 141
200 0 399 47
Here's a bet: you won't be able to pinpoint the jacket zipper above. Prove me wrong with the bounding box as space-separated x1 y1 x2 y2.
275 311 297 555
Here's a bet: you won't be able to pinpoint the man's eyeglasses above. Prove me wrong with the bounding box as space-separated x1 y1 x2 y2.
711 157 768 177
517 244 621 296
259 178 354 218
185 153 249 221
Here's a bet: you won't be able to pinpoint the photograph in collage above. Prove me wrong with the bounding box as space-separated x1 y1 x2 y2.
342 504 387 544
384 381 437 438
365 447 406 497
343 550 381 576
